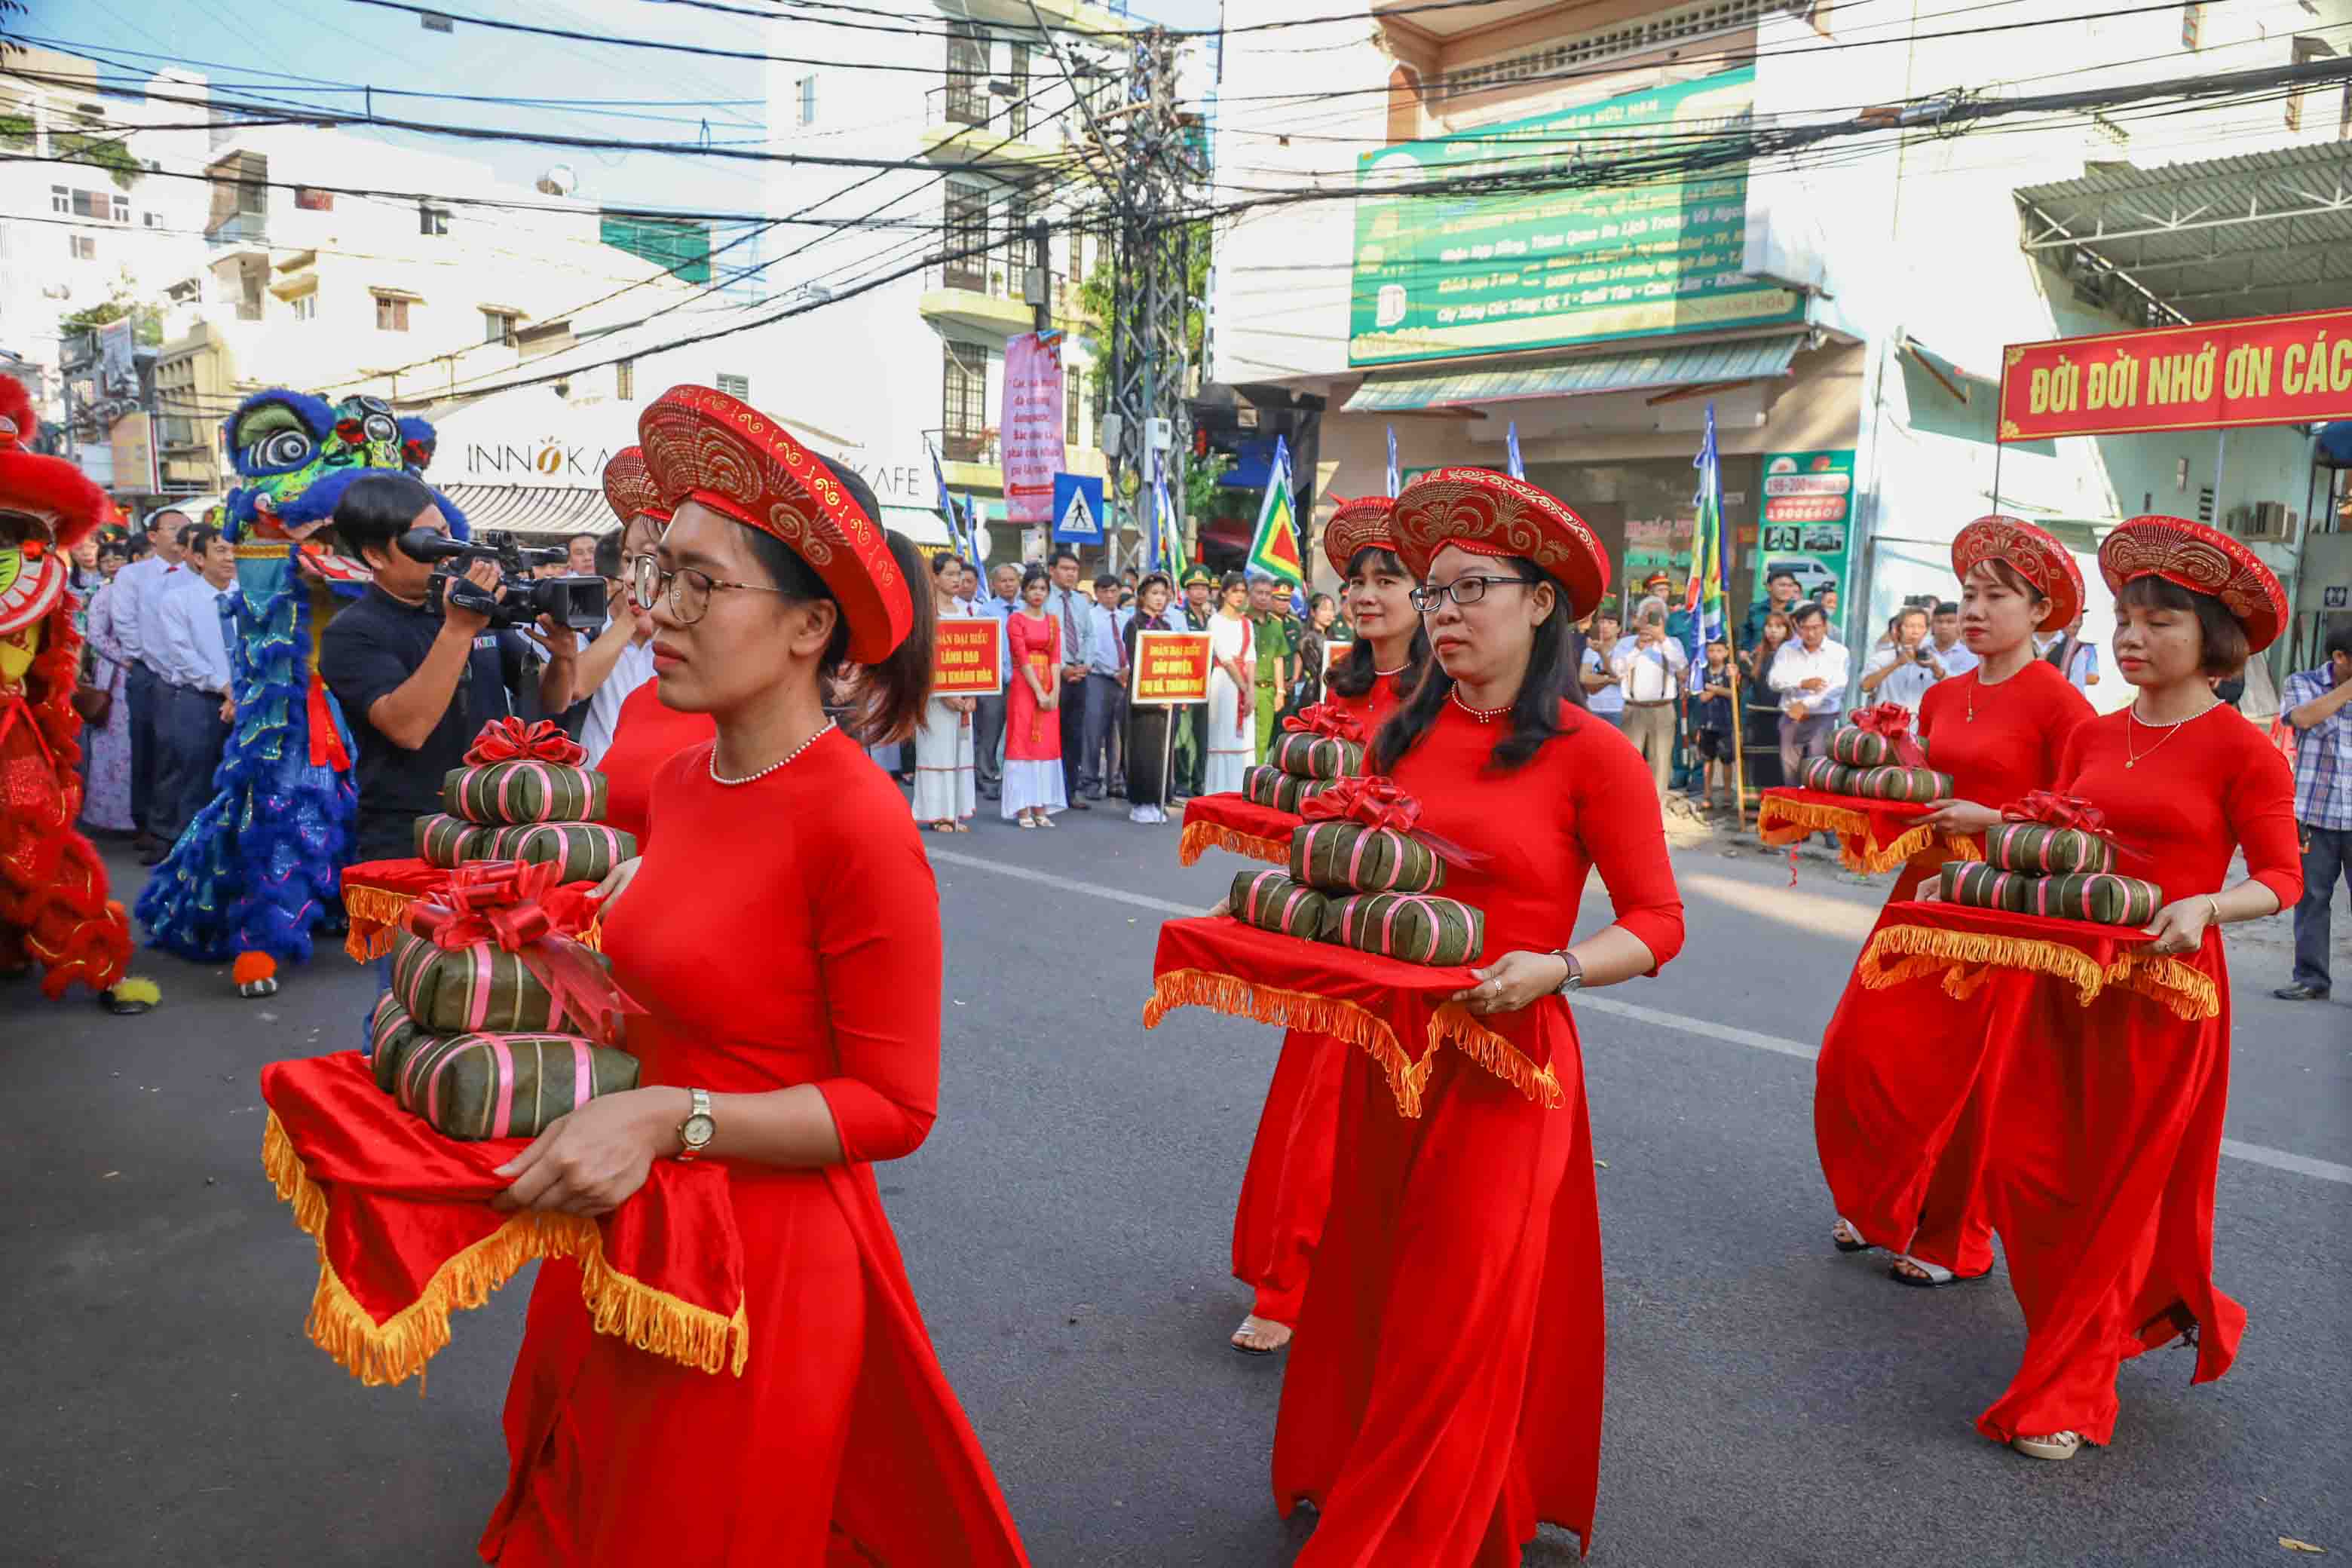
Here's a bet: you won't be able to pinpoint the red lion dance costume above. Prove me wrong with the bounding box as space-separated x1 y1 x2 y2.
0 375 150 1010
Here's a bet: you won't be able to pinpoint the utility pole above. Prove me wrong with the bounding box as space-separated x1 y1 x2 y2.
1103 28 1200 569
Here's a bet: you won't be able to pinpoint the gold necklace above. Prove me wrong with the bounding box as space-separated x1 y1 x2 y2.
2123 701 2216 770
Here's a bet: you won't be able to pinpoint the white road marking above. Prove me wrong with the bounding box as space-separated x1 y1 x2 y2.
934 846 2352 1188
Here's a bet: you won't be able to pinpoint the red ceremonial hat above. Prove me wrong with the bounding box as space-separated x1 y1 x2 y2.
1949 514 2084 634
601 445 670 531
636 384 913 664
1321 495 1399 579
0 374 106 553
2098 513 2288 654
1391 467 1610 620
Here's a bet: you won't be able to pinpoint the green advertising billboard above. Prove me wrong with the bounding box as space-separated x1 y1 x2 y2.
1753 449 1854 605
1348 67 1803 367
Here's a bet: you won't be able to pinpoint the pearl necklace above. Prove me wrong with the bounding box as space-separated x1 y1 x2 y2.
1450 688 1511 724
2123 700 2216 770
1374 662 1409 678
710 718 836 786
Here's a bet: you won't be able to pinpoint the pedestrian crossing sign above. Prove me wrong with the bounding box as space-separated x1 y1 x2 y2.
1052 473 1104 544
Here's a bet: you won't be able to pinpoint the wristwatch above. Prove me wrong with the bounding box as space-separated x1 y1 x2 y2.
676 1088 716 1160
1551 949 1585 997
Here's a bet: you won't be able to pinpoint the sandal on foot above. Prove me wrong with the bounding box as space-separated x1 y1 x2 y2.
1231 1315 1292 1355
1888 1254 1987 1288
1832 1216 1870 1254
2012 1431 2084 1462
1017 816 1037 829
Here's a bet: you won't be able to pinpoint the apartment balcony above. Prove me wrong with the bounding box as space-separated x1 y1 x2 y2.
920 260 1092 338
205 209 268 259
920 84 1067 169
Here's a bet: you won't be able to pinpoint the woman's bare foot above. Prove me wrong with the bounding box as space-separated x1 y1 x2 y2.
1231 1314 1292 1355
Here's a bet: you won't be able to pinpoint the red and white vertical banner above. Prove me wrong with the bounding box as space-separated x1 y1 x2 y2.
1001 330 1065 525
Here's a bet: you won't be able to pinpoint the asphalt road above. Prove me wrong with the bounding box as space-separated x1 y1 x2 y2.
5 813 2347 1568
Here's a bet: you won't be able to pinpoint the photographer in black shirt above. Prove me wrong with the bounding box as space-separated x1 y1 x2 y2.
319 473 578 862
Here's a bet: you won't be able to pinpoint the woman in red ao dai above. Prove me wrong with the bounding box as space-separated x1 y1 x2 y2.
1814 518 2095 1287
1227 496 1432 1355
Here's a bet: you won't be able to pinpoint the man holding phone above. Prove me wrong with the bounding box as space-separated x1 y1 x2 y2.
1857 605 1942 718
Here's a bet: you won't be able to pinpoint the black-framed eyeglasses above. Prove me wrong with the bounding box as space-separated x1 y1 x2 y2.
629 552 788 626
1410 574 1537 613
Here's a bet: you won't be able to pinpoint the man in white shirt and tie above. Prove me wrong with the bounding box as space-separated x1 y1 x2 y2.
110 508 191 856
1081 574 1133 800
1769 600 1852 779
1611 598 1688 797
149 525 239 848
1043 549 1095 809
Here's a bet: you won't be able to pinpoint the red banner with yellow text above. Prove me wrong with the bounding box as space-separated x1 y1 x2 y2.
1132 630 1213 706
930 617 1004 697
1999 307 2352 442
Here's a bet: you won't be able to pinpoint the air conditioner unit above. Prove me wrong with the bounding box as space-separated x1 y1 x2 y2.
2245 500 2289 539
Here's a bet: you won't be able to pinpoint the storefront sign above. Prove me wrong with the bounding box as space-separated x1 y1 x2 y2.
1003 331 1066 522
1131 629 1212 705
1998 307 2352 440
1347 66 1803 366
930 617 1004 697
1753 450 1853 604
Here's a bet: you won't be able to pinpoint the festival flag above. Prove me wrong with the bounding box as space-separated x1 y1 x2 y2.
1686 404 1728 669
1505 421 1525 480
1150 452 1183 575
1246 434 1305 586
1386 426 1400 499
927 439 973 562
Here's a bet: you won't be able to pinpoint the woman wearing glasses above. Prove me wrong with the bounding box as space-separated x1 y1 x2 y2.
585 447 710 847
1271 470 1683 1566
480 386 1031 1568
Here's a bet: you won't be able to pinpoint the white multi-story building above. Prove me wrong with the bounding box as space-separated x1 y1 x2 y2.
1211 0 2352 694
0 47 211 463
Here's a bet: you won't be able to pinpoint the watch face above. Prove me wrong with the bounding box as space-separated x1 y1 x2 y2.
682 1113 716 1147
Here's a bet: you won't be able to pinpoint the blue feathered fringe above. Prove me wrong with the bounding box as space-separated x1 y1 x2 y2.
136 556 356 963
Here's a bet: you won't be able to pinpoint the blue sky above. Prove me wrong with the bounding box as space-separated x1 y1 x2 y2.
32 0 1223 219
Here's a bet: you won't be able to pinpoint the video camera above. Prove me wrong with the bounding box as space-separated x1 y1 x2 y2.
397 527 608 633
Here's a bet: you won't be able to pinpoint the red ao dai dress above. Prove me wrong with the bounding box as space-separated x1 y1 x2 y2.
1229 668 1413 1330
1814 659 2093 1276
1975 707 2299 1447
1273 701 1684 1565
481 730 1029 1566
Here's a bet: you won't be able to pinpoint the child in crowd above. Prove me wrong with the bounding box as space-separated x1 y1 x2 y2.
1689 638 1738 811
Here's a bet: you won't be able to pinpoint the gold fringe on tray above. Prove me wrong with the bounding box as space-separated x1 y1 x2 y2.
1428 1003 1565 1110
1146 968 1425 1116
1859 924 2220 1021
1860 923 2109 1006
1758 796 1980 876
261 1111 745 1389
1176 822 1290 869
1142 970 1570 1115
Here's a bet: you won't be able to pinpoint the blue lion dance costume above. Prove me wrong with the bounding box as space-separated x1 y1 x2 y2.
136 391 467 997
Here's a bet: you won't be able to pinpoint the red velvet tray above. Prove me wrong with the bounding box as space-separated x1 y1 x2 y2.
1177 794 1302 868
1756 786 1983 877
1860 898 2214 1020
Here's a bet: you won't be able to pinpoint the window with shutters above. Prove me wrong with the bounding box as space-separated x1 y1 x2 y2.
1065 366 1081 448
419 203 450 237
374 293 411 331
942 344 991 461
717 372 751 399
482 309 519 346
945 22 988 125
616 359 635 400
69 234 96 262
943 184 989 291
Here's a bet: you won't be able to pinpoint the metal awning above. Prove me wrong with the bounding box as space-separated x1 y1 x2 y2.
2016 143 2352 324
438 483 614 537
1341 335 1803 413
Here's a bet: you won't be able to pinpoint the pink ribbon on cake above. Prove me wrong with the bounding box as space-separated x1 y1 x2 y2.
464 715 586 768
1302 775 1485 869
403 861 641 1043
1851 703 1928 768
1282 703 1366 744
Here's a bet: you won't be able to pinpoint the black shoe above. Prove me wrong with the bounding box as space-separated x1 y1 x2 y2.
2271 983 2332 1001
1068 797 1092 810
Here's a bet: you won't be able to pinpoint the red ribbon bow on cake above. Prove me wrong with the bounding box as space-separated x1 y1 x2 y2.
404 861 642 1041
1852 703 1928 768
2001 791 2106 835
1999 789 2146 864
1302 775 1484 868
464 716 587 768
1282 703 1367 744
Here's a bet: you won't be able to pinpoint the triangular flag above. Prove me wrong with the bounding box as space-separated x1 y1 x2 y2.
1247 436 1304 585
